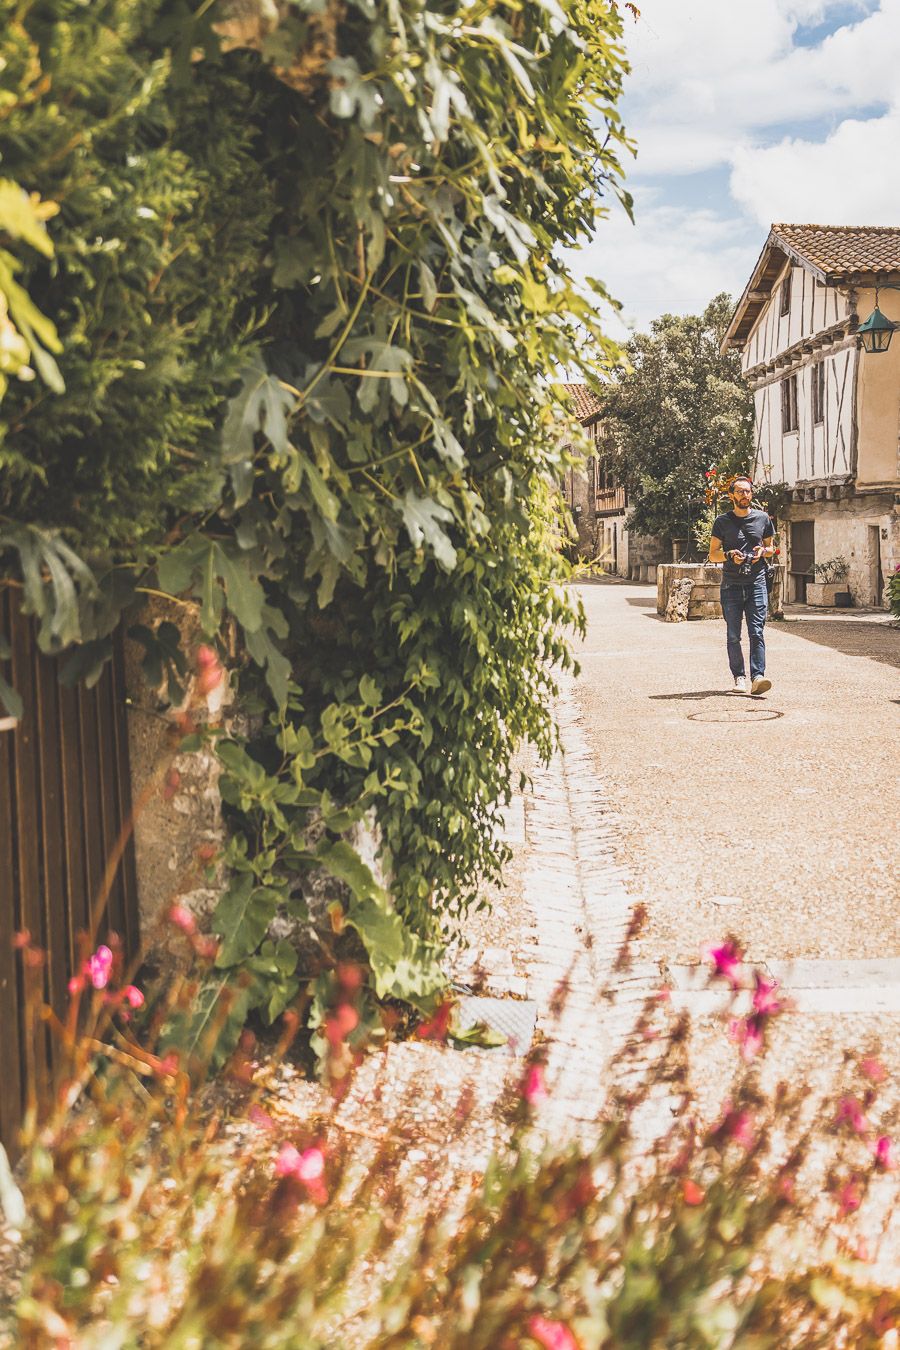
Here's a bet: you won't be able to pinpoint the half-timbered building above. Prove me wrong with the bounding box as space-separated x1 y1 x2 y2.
723 224 900 606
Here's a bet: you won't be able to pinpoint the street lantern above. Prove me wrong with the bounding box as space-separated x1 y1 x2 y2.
856 304 897 354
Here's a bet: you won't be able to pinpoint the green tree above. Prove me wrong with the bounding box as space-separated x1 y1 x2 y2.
604 293 753 552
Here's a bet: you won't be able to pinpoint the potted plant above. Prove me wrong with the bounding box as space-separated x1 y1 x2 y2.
807 556 852 607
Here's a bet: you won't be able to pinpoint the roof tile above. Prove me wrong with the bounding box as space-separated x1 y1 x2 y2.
563 382 603 422
773 223 900 277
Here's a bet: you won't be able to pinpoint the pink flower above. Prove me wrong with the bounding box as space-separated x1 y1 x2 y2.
838 1178 862 1215
275 1144 303 1177
873 1135 896 1171
522 1064 548 1105
836 1096 869 1136
196 645 224 696
717 1107 755 1150
168 904 196 936
247 1105 275 1131
528 1314 578 1350
86 945 113 990
682 1178 705 1206
416 1001 453 1042
703 940 742 988
274 1144 327 1203
861 1056 886 1084
752 973 782 1018
123 985 144 1009
324 1003 360 1047
728 1016 764 1062
68 975 84 996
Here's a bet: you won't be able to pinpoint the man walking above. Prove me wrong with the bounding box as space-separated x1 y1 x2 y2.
709 476 776 695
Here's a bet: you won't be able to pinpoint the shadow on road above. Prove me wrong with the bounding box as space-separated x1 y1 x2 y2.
778 620 900 670
626 597 657 608
648 690 732 701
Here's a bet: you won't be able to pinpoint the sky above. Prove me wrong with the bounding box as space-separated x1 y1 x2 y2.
569 0 900 341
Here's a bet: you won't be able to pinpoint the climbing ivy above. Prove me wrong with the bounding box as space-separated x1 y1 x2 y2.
0 0 631 1041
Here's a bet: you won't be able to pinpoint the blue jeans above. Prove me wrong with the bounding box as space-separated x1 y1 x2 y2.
721 574 768 680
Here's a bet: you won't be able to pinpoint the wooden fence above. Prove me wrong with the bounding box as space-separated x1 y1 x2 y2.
0 590 139 1155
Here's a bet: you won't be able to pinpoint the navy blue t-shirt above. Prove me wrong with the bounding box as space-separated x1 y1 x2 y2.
712 509 774 584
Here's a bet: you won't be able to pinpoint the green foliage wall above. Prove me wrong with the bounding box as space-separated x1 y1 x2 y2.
0 0 631 1029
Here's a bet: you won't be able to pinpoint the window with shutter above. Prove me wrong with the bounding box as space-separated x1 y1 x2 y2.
781 374 798 433
780 272 791 317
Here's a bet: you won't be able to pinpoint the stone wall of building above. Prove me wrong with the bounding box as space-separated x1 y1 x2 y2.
784 493 899 608
626 531 668 583
123 600 231 946
563 465 597 555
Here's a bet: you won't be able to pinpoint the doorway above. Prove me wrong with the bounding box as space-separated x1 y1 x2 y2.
869 525 885 608
789 521 815 602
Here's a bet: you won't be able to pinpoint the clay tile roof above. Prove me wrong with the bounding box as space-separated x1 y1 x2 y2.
723 222 900 351
772 223 900 278
563 382 603 423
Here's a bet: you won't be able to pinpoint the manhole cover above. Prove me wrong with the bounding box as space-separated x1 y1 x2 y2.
455 996 537 1056
687 708 784 723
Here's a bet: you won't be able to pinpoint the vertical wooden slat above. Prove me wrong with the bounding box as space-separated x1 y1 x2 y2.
109 639 140 955
0 589 24 1151
9 600 43 949
77 680 106 933
57 677 90 958
93 666 126 946
34 646 70 1020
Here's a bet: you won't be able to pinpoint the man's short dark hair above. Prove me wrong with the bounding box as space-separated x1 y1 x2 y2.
732 475 753 490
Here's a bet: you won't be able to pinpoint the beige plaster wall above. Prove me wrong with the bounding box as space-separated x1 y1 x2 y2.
787 499 898 608
854 285 900 487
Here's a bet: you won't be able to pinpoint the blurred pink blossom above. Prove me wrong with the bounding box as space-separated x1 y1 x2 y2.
247 1105 275 1131
836 1096 869 1136
728 1110 755 1149
522 1064 548 1105
728 1016 764 1062
703 941 742 988
838 1178 862 1215
123 985 144 1009
169 904 197 935
752 973 782 1017
861 1056 887 1084
873 1136 896 1171
275 1143 325 1184
527 1314 578 1350
86 945 113 990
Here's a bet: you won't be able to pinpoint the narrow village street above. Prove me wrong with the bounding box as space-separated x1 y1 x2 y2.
454 575 900 1205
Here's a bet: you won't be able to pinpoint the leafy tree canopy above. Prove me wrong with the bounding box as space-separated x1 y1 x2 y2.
603 293 754 548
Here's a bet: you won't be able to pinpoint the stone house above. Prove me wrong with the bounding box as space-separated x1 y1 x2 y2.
722 223 900 607
562 383 639 575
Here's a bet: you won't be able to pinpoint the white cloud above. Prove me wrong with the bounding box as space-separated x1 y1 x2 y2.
622 0 897 175
730 108 900 225
566 194 759 338
572 1 900 336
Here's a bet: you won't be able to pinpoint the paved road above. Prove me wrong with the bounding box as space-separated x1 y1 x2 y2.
573 580 900 966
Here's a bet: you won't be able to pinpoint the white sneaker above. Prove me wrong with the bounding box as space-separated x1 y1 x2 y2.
732 675 749 694
751 676 772 696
